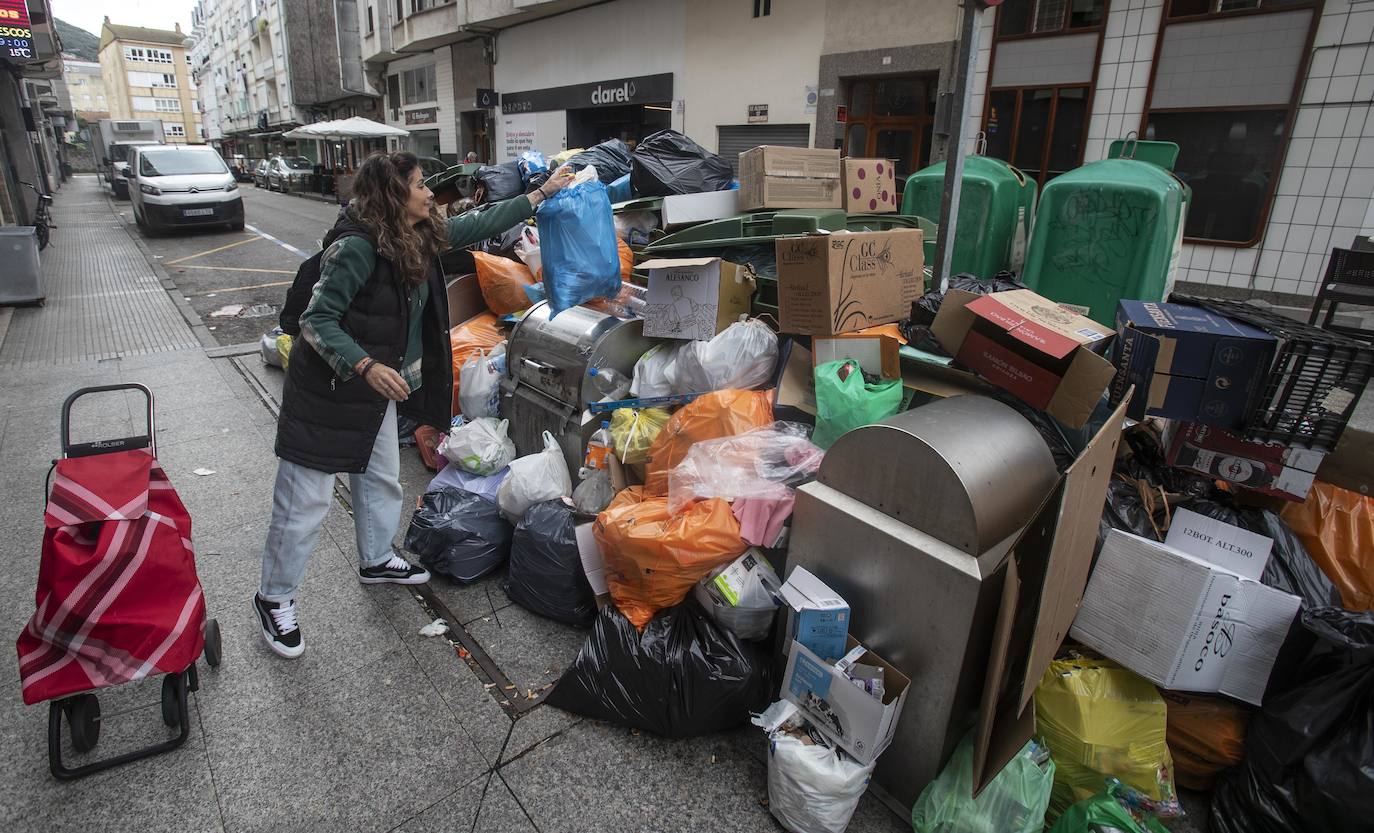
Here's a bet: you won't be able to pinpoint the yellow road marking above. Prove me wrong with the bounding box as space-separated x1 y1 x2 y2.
165 235 263 265
177 265 296 275
187 279 293 296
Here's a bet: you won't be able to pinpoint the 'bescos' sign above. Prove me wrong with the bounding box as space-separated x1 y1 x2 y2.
501 73 673 114
0 0 37 63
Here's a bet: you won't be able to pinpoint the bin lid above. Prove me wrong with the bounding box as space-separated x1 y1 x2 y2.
818 395 1059 555
1107 138 1179 171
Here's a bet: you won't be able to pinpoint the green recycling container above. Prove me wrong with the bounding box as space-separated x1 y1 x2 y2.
901 155 1036 280
1021 140 1189 327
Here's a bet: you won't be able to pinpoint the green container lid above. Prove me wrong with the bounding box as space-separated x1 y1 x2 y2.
901 155 1036 281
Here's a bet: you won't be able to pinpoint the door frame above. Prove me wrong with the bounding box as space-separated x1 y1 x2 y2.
840 74 936 178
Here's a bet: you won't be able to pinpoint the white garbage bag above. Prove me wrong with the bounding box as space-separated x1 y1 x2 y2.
514 225 541 278
459 343 506 420
674 318 778 394
438 417 516 476
630 342 681 398
497 430 574 523
754 701 875 833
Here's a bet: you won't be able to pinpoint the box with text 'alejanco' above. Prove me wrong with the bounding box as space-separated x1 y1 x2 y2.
775 229 923 336
1070 529 1300 706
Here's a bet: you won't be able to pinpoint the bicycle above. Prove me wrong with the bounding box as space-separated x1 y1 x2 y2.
19 181 55 251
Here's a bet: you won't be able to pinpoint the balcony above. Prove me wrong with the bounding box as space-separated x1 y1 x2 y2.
465 0 605 30
391 0 463 54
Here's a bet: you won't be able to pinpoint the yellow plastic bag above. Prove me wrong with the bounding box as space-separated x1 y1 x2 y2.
610 407 671 465
275 333 293 371
1035 658 1176 820
1281 480 1374 611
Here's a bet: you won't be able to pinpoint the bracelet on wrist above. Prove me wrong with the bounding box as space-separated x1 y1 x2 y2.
358 358 376 378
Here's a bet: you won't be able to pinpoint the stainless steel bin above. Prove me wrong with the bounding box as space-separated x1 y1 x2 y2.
0 226 43 305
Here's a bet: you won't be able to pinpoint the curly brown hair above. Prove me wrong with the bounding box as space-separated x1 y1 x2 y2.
349 151 450 286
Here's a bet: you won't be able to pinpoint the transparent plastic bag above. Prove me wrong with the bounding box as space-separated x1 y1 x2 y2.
514 225 541 279
439 416 516 476
692 550 782 641
458 344 505 420
630 343 681 398
572 469 616 515
911 736 1056 833
537 165 621 316
497 430 574 523
609 407 672 465
673 318 779 394
643 389 774 496
667 422 822 515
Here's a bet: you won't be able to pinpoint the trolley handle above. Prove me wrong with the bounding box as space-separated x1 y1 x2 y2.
60 384 156 459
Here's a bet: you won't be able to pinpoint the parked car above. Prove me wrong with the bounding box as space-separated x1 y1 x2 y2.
127 145 244 235
267 156 314 192
253 159 271 188
418 156 448 178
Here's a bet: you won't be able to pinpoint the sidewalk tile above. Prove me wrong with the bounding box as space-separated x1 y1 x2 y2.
393 772 535 833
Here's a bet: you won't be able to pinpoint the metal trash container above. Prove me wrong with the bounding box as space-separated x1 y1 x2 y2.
902 153 1036 280
502 301 652 478
0 225 44 305
1021 138 1189 326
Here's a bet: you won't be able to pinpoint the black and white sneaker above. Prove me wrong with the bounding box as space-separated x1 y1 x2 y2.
359 553 431 585
253 594 304 659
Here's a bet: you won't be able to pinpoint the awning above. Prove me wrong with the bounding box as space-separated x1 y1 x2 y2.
282 117 410 140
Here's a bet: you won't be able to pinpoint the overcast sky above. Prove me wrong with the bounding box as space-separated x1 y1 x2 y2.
52 0 196 39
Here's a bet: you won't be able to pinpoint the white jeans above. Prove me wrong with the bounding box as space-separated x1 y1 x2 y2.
259 401 403 602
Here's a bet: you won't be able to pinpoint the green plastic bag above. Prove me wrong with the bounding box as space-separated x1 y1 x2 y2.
812 359 903 449
1048 784 1172 833
911 736 1056 833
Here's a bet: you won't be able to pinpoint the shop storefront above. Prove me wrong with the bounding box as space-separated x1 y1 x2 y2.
497 73 675 162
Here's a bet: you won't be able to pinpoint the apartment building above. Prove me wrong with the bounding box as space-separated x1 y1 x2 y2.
63 58 110 122
98 20 204 143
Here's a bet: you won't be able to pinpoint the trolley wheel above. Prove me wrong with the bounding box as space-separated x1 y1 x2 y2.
67 694 100 753
187 663 200 693
204 618 223 668
161 674 182 728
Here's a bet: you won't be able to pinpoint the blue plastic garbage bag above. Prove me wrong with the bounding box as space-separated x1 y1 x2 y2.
607 173 633 203
537 178 621 316
518 150 547 182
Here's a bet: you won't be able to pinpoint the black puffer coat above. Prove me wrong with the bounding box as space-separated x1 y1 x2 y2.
275 212 452 473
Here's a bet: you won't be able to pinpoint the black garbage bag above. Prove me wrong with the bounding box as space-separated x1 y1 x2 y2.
630 130 735 197
545 601 770 737
472 221 527 260
505 500 596 626
1211 607 1374 833
567 139 633 184
404 488 512 582
474 162 523 202
910 272 1026 327
1243 508 1342 609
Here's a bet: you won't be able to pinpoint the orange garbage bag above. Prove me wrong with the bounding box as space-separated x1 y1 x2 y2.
642 389 774 496
450 312 504 416
1161 690 1252 791
618 237 634 282
1281 481 1374 611
414 425 444 471
594 486 748 629
473 250 537 315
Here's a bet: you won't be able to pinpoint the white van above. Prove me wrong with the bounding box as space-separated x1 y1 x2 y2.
126 145 245 234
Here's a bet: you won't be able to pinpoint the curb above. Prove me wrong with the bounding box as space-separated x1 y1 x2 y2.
103 187 221 351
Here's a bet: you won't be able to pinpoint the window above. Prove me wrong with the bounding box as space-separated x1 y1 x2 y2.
842 76 937 180
752 0 771 16
139 148 228 176
366 6 374 32
394 0 403 22
133 96 184 113
1167 0 1307 18
128 71 178 88
165 123 187 138
411 0 434 12
998 0 1106 36
402 64 436 104
983 85 1089 186
123 46 175 64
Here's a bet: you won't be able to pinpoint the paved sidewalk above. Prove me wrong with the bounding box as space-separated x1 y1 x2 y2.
0 176 909 833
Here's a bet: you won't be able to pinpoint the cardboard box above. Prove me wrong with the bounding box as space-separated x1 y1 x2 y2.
1111 300 1277 427
780 566 850 662
640 257 756 341
1315 426 1374 496
739 145 842 211
843 158 898 214
781 636 911 765
661 189 740 228
813 332 901 380
1164 421 1326 502
1164 507 1275 580
1071 529 1301 706
574 521 610 601
776 229 924 336
931 288 1116 429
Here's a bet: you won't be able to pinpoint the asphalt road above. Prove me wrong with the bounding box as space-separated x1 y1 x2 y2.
111 180 341 347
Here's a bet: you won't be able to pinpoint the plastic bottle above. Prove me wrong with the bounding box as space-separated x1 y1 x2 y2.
584 420 613 471
587 366 631 401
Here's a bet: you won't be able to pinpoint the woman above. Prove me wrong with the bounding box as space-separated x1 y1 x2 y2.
255 151 572 658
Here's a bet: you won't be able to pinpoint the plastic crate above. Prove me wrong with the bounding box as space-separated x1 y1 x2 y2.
1170 293 1374 451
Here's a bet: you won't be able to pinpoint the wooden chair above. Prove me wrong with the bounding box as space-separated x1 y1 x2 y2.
1310 247 1374 341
